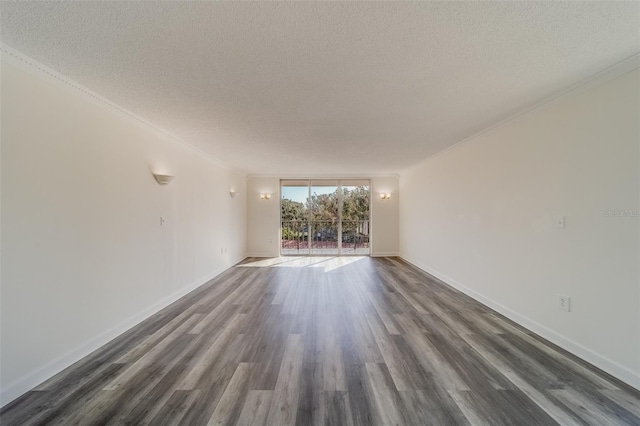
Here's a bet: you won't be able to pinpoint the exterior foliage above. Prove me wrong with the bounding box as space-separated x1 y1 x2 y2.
281 186 370 245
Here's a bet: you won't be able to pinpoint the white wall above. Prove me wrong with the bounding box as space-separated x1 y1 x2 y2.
247 176 399 257
371 176 399 256
247 176 281 257
0 57 247 405
400 69 640 388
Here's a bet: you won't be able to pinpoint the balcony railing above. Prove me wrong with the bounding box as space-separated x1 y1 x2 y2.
281 220 369 254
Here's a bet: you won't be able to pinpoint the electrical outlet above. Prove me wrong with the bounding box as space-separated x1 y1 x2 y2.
555 215 565 229
559 295 571 312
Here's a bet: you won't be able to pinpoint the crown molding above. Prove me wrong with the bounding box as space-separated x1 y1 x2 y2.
401 52 640 176
0 43 245 176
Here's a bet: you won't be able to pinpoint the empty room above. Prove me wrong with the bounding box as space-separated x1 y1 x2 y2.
1 1 639 425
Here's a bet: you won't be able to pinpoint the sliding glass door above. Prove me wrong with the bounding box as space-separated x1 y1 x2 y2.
281 179 370 256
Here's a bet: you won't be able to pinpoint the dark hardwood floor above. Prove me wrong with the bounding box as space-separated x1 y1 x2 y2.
2 256 639 425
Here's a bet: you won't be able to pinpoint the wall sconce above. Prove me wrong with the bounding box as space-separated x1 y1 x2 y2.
380 193 391 200
260 193 271 200
229 190 239 198
153 173 174 186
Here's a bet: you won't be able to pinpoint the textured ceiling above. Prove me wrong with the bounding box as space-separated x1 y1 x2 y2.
1 2 639 175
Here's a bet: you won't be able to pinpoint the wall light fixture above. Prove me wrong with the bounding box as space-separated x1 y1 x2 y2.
153 173 174 186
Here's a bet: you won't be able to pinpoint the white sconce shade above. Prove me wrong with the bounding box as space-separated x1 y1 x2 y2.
380 193 391 200
229 190 239 198
153 174 174 185
260 193 272 200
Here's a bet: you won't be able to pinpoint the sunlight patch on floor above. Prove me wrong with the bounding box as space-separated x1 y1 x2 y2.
239 256 366 272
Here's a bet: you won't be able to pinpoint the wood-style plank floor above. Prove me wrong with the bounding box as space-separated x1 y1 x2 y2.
2 256 639 425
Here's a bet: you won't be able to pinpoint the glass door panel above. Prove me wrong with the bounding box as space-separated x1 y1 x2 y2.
310 181 339 255
281 181 309 255
341 183 370 255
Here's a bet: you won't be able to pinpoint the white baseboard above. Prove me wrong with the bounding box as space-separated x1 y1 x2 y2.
371 252 399 257
399 255 640 391
0 256 246 408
